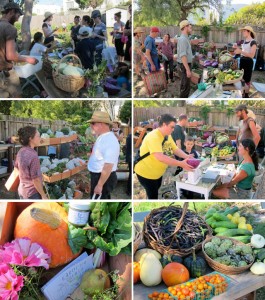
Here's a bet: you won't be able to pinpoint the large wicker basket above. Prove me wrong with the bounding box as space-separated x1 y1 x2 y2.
42 55 54 78
133 223 143 254
143 203 213 257
53 54 85 93
202 236 254 275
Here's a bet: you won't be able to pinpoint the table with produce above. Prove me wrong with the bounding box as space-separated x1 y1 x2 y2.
133 203 265 300
0 201 132 300
190 50 244 98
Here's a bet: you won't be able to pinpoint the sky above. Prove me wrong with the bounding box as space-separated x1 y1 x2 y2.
38 0 63 5
222 0 264 4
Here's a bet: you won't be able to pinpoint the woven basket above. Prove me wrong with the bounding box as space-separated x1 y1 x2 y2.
219 50 233 64
133 223 143 254
42 56 53 78
218 152 235 160
223 69 244 85
143 203 213 257
202 236 254 275
53 54 85 93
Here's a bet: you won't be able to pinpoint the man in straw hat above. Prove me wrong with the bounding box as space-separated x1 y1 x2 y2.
233 26 257 98
144 26 161 72
177 20 193 98
0 2 38 97
42 11 58 46
74 27 95 70
134 27 145 77
87 111 120 199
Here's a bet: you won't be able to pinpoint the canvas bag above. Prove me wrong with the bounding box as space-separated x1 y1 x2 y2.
142 70 167 96
102 41 118 66
5 167 20 192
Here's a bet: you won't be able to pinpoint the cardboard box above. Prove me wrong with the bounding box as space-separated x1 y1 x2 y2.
42 173 62 183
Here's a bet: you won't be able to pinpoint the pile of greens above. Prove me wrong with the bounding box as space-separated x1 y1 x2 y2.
68 202 132 256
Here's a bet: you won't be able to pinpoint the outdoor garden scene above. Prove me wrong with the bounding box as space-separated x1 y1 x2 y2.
0 201 132 299
133 100 265 200
133 1 265 98
0 0 132 98
133 201 265 300
0 100 132 199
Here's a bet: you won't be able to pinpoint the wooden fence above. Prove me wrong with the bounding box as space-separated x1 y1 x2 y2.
134 106 265 128
0 115 68 142
137 25 265 47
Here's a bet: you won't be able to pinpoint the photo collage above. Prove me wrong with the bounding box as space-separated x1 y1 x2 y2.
0 0 265 299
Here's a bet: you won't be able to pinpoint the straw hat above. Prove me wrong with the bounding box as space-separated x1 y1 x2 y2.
113 119 121 125
87 111 112 125
239 26 256 39
134 27 144 34
179 20 191 30
43 11 54 22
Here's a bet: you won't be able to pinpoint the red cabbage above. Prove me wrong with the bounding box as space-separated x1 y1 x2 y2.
187 159 201 168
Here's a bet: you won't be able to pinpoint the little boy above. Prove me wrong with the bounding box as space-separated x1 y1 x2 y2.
184 136 198 158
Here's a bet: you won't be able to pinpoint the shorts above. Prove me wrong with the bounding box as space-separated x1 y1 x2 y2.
0 69 22 98
228 186 251 199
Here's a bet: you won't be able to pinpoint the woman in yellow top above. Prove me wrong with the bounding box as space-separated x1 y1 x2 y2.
134 114 194 199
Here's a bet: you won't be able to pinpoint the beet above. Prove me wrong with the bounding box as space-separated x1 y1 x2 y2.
187 159 201 168
203 132 211 139
104 83 121 95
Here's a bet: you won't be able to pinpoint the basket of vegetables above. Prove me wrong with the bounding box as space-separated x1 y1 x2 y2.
219 50 233 64
42 55 60 78
202 236 254 275
52 54 85 93
223 69 244 84
133 223 143 254
143 203 213 257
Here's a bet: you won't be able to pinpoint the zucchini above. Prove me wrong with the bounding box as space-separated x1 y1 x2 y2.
216 229 252 237
214 227 229 234
212 213 230 222
206 216 215 226
211 221 238 229
223 206 239 216
231 236 251 244
205 208 217 220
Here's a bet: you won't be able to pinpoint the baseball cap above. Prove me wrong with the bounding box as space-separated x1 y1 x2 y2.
91 10 101 19
235 104 248 112
179 20 191 30
150 27 160 33
2 2 23 15
78 26 92 37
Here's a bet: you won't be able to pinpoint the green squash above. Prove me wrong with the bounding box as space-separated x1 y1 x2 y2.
183 248 207 278
160 254 183 268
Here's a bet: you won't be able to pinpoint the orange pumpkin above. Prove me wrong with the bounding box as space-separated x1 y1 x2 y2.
133 262 140 284
162 262 190 286
14 202 80 268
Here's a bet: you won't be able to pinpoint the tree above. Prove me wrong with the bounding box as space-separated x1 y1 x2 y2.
225 3 265 27
102 100 119 120
74 0 104 9
119 100 132 124
21 0 33 51
134 0 222 26
0 101 12 114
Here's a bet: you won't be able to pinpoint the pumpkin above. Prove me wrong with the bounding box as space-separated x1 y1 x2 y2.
160 254 183 268
14 202 80 268
183 248 207 278
161 262 189 287
133 262 140 284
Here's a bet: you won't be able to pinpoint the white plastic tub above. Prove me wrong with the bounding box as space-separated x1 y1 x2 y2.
14 56 42 78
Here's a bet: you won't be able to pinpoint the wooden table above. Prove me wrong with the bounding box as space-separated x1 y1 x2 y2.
35 69 131 98
134 212 265 300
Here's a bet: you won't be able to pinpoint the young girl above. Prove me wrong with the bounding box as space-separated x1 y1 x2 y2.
29 32 56 56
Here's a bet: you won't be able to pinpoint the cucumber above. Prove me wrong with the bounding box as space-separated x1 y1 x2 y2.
216 229 252 237
223 206 239 216
206 216 215 226
214 227 229 234
231 236 251 244
205 208 217 219
211 221 238 229
212 213 230 222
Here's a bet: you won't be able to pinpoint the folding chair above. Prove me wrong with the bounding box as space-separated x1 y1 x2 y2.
133 127 147 148
250 82 265 98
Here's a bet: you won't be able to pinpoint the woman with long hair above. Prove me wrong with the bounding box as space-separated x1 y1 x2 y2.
213 138 258 199
42 11 58 46
15 126 48 199
112 11 125 62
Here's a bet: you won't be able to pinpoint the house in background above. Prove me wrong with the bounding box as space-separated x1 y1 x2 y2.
33 4 62 15
106 7 128 26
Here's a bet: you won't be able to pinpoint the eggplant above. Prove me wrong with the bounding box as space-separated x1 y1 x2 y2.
106 77 117 85
104 82 121 95
210 143 216 148
202 143 210 147
211 61 218 67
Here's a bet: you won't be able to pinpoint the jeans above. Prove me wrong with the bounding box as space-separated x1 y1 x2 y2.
19 192 42 199
164 59 173 81
136 174 163 199
90 171 117 199
179 63 191 98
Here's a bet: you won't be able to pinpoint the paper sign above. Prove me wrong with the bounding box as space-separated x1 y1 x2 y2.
41 252 94 300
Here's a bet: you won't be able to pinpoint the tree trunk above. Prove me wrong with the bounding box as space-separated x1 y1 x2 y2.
21 0 33 52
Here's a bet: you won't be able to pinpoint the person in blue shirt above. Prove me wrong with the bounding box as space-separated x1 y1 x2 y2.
184 136 198 158
117 65 131 91
144 27 160 72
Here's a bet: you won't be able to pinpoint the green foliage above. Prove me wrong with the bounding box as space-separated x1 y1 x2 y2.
201 25 210 40
134 100 184 107
75 0 104 9
225 3 265 27
200 105 211 122
0 101 12 114
119 101 132 124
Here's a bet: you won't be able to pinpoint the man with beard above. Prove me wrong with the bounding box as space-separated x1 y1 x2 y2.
177 20 193 98
235 104 260 147
0 2 37 97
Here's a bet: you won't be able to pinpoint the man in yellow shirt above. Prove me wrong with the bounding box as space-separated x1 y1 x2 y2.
134 114 194 199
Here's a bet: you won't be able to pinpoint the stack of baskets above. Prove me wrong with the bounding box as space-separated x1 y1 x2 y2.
219 50 238 70
52 54 85 93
